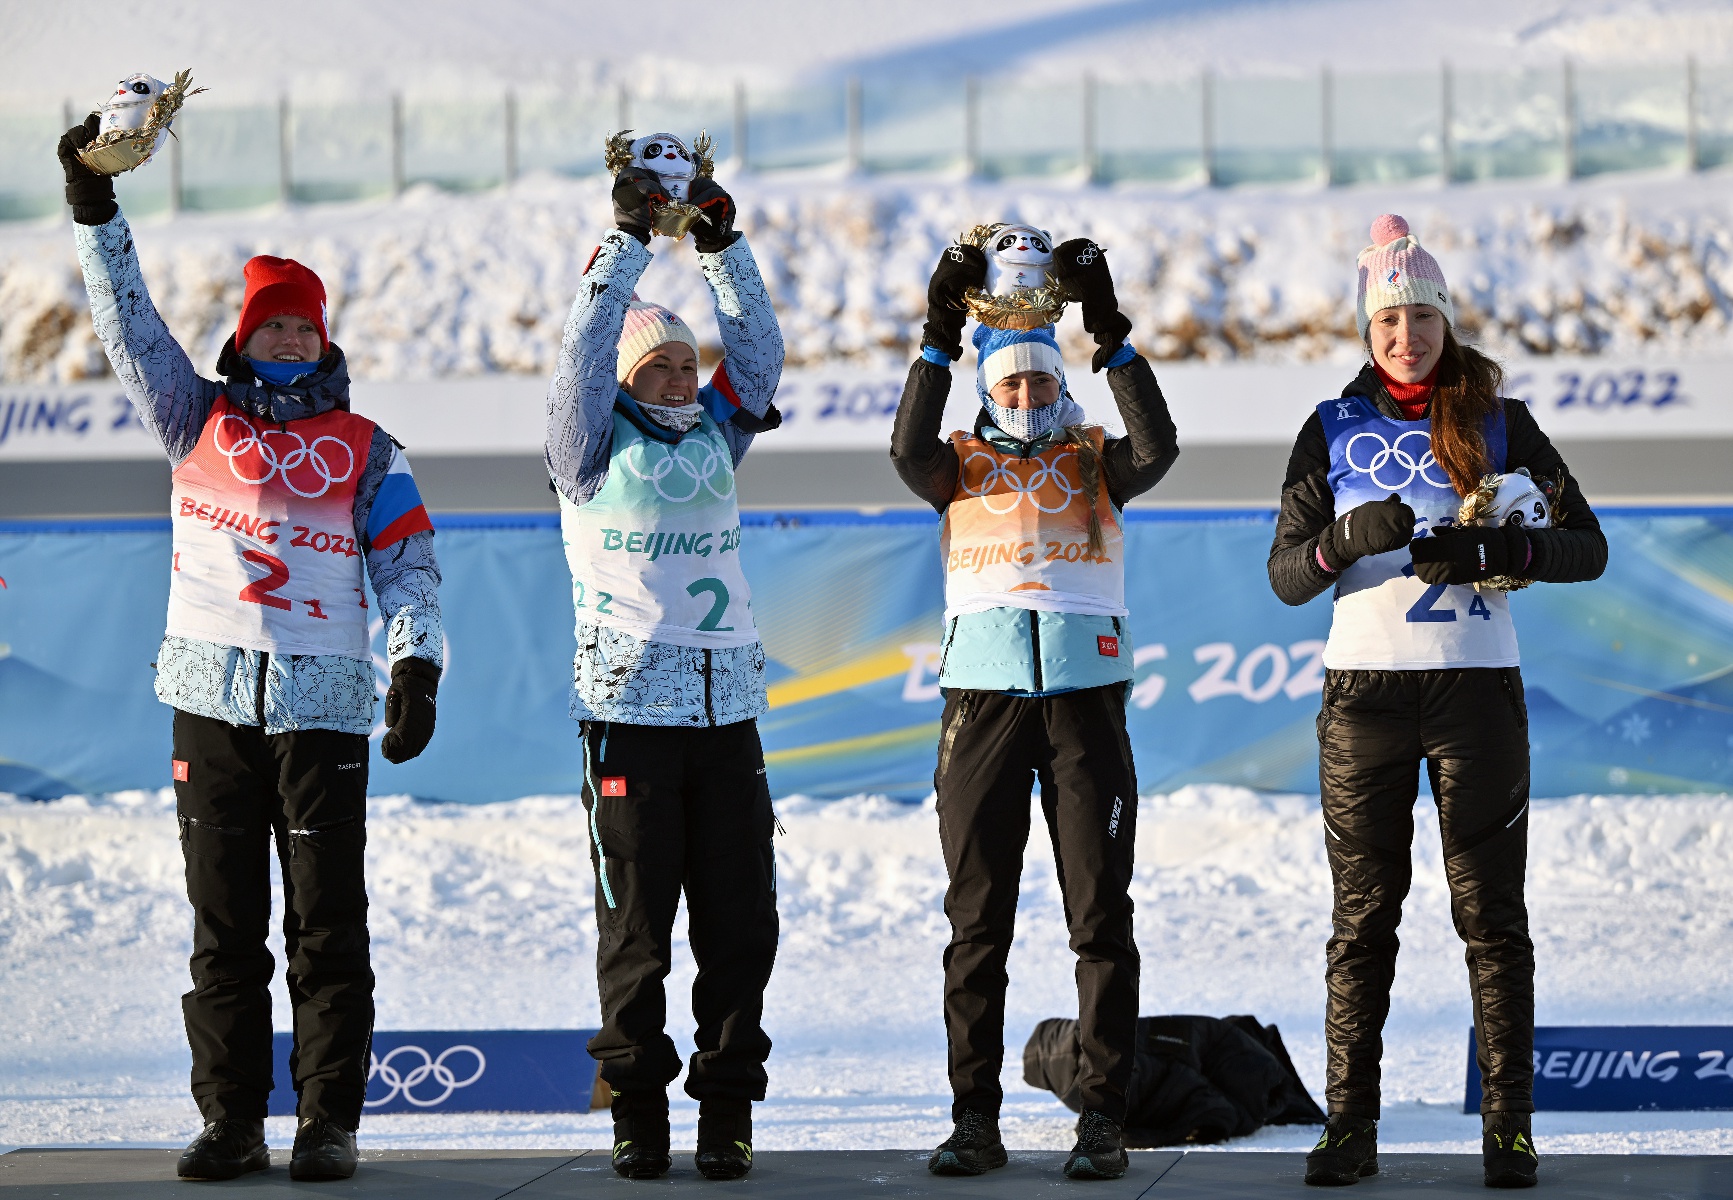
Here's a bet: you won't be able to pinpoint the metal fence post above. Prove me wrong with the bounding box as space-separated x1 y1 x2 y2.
733 81 748 170
62 100 75 221
504 89 518 184
1686 56 1700 172
964 76 980 178
168 122 183 214
1440 63 1454 183
390 92 405 195
278 95 293 203
1320 65 1334 187
616 82 629 133
846 76 863 173
1082 72 1098 183
1561 59 1576 180
1200 69 1216 186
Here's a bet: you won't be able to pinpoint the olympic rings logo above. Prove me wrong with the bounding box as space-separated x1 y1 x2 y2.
1344 429 1449 490
213 414 355 499
960 449 1082 514
364 1044 487 1108
1074 244 1100 265
620 436 733 504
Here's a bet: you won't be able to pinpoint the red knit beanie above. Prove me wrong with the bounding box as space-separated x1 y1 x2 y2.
235 256 328 353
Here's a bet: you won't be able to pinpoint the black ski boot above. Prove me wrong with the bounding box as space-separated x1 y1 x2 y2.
176 1119 269 1180
1063 1110 1129 1180
927 1109 1007 1176
695 1097 753 1180
1482 1112 1539 1189
1305 1114 1378 1186
610 1090 672 1180
289 1117 358 1181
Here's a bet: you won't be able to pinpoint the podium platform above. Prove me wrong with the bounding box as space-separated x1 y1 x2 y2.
2 1148 1729 1197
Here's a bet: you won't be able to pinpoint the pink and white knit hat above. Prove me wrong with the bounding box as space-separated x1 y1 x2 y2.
616 300 701 381
1355 214 1454 340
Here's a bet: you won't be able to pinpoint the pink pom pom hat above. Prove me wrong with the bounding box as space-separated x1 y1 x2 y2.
616 300 701 382
1355 213 1455 340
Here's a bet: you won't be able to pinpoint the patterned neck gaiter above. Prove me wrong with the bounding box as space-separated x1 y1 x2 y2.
987 398 1064 443
639 401 704 432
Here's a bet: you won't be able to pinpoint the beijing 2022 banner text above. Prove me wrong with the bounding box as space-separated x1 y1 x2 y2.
1 509 1729 803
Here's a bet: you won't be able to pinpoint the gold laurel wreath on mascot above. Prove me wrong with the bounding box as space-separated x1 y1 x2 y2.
76 69 206 175
604 129 718 239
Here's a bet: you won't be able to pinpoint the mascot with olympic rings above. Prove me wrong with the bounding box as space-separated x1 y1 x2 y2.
60 115 444 1184
891 229 1180 1182
546 154 784 1183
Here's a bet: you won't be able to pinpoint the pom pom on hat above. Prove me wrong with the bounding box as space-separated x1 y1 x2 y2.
1368 213 1410 245
1355 212 1454 339
617 300 701 382
236 256 328 354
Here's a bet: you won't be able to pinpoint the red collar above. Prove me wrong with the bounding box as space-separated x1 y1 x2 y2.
1373 361 1437 420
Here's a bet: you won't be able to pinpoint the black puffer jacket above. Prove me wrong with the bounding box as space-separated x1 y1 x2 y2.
1268 364 1608 606
1024 1014 1325 1147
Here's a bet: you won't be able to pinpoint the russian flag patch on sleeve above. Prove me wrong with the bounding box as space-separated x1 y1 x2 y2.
365 448 434 550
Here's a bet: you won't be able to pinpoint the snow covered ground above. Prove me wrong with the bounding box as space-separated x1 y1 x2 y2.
6 168 1733 387
4 785 1733 1155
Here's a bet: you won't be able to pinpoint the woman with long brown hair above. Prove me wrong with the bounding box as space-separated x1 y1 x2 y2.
1267 215 1607 1189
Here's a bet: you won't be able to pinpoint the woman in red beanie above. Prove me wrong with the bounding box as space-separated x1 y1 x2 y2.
59 116 445 1183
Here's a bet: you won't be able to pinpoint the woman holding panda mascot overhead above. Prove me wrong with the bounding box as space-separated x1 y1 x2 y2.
892 226 1179 1182
1267 215 1608 1190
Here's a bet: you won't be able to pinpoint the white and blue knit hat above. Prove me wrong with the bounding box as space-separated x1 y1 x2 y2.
973 324 1067 403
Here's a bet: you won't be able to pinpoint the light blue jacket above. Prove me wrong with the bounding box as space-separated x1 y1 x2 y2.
75 211 444 735
546 230 784 726
937 421 1136 696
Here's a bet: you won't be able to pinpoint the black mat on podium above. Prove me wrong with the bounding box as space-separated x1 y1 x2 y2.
4 1148 1731 1197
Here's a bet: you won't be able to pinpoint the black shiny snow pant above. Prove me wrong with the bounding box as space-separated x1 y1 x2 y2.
580 719 780 1102
935 685 1141 1124
172 710 374 1128
1317 667 1534 1118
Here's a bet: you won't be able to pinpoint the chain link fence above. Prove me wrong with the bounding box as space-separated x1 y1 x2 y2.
1 60 1727 220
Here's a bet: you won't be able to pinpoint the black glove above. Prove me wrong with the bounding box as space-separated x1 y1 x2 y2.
1317 493 1416 571
687 176 740 254
612 167 670 246
1409 524 1531 585
920 243 988 362
58 115 117 226
381 657 440 764
1050 238 1134 372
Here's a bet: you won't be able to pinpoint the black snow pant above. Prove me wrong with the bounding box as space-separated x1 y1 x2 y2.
580 718 780 1102
1317 667 1534 1118
935 684 1140 1123
171 709 374 1128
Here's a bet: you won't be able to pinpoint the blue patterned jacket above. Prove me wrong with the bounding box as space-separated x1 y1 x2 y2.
75 211 444 736
546 231 784 726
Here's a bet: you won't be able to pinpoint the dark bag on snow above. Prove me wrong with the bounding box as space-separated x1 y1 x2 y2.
1023 1014 1326 1147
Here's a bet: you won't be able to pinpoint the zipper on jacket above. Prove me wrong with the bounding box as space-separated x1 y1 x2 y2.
1029 610 1043 693
703 649 714 726
254 651 270 726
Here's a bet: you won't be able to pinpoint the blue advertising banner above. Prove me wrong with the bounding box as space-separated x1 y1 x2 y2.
2 508 1731 803
1466 1027 1733 1112
270 1029 600 1115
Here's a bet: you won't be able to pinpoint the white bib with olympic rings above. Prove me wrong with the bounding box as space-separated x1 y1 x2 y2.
1319 395 1518 670
940 429 1126 620
559 408 759 650
166 397 375 660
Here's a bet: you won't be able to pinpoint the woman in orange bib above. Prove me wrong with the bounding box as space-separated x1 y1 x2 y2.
892 234 1179 1181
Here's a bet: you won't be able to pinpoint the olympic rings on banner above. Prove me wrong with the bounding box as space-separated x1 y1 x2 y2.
959 449 1083 515
364 1044 487 1109
619 437 734 504
1344 429 1449 491
213 414 356 499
